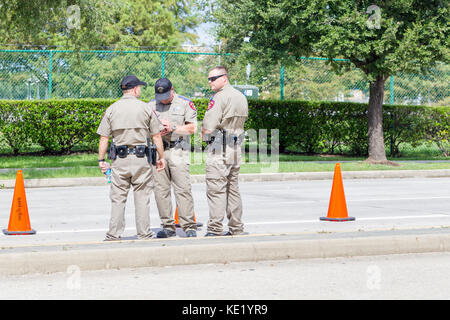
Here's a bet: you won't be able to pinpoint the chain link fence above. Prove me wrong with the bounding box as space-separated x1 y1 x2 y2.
0 49 448 105
278 58 449 106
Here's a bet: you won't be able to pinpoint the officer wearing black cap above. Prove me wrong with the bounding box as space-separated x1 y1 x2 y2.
149 78 198 238
97 74 166 241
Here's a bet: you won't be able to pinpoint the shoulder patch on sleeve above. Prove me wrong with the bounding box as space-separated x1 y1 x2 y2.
207 96 215 111
189 101 196 111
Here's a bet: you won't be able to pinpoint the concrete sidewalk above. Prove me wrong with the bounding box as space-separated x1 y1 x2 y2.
1 227 449 276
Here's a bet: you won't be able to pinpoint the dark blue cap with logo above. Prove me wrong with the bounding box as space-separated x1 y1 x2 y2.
120 75 147 90
154 78 173 101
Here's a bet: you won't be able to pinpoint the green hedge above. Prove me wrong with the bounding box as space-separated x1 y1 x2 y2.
0 98 448 156
0 99 108 154
246 100 449 156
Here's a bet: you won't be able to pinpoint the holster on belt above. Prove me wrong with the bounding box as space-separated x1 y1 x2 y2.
163 140 176 150
146 138 157 165
163 136 188 150
222 129 227 157
205 129 224 155
107 139 117 160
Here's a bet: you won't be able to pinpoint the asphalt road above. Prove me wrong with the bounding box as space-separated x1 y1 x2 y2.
1 252 449 300
0 177 449 245
1 178 449 302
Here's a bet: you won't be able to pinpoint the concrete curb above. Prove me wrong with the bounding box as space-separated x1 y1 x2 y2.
1 232 449 276
1 169 450 188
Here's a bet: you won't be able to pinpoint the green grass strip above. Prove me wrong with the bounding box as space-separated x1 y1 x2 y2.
1 161 449 180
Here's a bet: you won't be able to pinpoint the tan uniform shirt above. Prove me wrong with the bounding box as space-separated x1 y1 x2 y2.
148 93 197 144
202 84 248 135
96 94 160 145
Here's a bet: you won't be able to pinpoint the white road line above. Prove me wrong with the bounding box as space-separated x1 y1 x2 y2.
348 196 450 202
246 214 450 225
259 196 450 205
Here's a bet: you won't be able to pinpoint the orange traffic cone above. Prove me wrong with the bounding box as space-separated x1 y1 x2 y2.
320 163 355 222
3 170 36 235
174 207 180 226
174 207 203 228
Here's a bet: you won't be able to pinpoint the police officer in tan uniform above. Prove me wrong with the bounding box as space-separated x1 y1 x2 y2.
149 78 198 238
97 75 165 241
201 66 248 236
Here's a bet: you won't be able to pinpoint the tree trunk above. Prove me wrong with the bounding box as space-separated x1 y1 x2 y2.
366 75 396 165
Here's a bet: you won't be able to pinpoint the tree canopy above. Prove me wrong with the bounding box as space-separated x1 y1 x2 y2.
213 0 449 162
214 0 448 77
0 0 201 49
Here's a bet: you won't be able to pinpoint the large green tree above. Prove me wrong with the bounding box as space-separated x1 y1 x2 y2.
100 0 200 49
213 0 449 163
0 0 120 49
0 0 201 49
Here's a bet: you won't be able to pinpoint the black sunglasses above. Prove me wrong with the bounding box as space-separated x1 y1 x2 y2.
208 74 227 82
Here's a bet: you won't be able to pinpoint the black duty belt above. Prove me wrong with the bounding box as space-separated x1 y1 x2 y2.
163 140 178 150
205 133 243 146
127 147 143 155
116 145 147 158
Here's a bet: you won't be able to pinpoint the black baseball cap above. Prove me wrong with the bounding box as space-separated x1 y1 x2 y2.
120 75 147 90
154 78 173 101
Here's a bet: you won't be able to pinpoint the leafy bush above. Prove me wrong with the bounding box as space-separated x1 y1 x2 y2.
246 100 449 157
0 101 32 154
0 99 108 154
423 107 449 157
0 98 448 156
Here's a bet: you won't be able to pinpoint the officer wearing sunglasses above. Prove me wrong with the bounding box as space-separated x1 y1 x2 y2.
201 66 249 236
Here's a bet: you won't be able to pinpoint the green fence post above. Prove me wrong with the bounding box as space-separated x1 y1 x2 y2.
280 66 285 100
48 50 53 99
161 53 166 78
390 75 394 104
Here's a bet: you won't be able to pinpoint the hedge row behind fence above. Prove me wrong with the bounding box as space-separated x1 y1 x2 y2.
0 99 448 156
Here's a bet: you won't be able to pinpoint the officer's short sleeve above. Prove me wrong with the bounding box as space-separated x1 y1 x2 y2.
202 97 222 131
149 110 161 135
96 108 112 137
145 101 162 135
185 100 197 124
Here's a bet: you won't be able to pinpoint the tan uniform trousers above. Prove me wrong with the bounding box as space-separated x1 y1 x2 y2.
153 147 196 232
107 155 154 240
205 145 243 235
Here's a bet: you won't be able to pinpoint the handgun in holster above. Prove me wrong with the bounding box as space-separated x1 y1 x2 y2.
222 128 227 157
205 129 223 155
146 138 157 166
174 136 190 150
107 139 117 160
